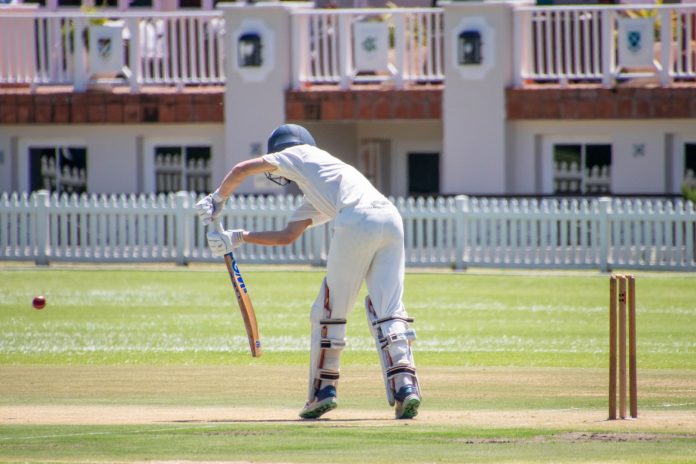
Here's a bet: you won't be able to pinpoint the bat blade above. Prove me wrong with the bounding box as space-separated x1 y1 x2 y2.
213 219 261 357
222 250 262 357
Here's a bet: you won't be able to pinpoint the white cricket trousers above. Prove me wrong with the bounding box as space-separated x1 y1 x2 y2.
307 200 412 400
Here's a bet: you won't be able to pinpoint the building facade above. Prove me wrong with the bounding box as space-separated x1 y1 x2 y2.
1 1 695 198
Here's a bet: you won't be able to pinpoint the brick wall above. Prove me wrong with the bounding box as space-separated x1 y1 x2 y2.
286 86 443 121
3 83 695 124
507 85 696 120
0 88 225 124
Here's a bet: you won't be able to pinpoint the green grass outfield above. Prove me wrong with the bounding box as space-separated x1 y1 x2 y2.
1 264 695 463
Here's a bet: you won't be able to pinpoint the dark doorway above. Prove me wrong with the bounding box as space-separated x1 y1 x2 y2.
408 152 440 196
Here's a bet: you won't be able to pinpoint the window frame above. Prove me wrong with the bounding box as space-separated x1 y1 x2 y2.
542 136 612 195
144 138 213 194
672 134 696 193
18 139 88 194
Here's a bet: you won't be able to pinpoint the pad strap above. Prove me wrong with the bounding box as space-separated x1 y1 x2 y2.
321 338 346 349
311 316 346 395
386 365 417 380
371 315 415 328
379 329 417 350
319 369 340 381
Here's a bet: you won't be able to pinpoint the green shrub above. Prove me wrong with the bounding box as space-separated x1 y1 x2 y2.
681 183 696 203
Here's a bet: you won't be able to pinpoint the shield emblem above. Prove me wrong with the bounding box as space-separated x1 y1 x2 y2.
362 35 377 53
627 30 641 53
98 37 112 59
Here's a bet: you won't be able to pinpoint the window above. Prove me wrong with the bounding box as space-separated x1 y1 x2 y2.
408 152 440 196
553 143 611 195
154 145 211 194
29 146 87 194
684 143 696 189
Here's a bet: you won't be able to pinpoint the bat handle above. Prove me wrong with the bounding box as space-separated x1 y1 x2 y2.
213 218 225 234
213 218 235 259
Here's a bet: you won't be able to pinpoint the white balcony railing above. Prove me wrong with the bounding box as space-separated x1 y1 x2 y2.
0 10 225 90
0 7 443 91
291 8 444 89
4 4 696 91
514 3 696 87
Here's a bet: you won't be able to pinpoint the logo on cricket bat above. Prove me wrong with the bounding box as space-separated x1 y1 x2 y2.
230 259 248 293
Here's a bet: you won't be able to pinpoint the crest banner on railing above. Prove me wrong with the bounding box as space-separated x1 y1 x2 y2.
353 22 389 72
617 17 655 69
89 22 125 76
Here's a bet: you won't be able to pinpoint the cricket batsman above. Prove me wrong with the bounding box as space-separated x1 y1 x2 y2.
195 124 421 420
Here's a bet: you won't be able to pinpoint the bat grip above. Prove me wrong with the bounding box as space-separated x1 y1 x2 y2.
212 218 234 259
213 218 225 235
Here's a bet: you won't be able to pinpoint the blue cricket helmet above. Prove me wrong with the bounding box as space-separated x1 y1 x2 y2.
267 124 316 153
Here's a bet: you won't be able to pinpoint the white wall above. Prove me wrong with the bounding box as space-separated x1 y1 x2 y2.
508 120 696 195
0 135 15 193
357 121 442 197
0 124 224 194
222 3 294 195
443 2 513 195
296 121 442 197
303 122 358 166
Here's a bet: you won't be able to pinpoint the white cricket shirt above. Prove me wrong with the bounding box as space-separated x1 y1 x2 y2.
263 145 387 226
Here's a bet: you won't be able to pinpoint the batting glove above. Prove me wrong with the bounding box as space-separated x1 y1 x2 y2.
206 229 245 256
195 190 226 225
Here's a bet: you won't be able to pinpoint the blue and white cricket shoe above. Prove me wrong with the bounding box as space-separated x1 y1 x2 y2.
299 385 338 419
394 385 420 419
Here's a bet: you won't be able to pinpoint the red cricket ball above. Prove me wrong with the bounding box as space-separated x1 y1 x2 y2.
32 295 46 310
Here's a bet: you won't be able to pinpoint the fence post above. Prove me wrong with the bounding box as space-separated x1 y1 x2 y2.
338 14 351 90
512 8 525 88
659 9 673 87
291 14 303 90
34 190 49 265
455 195 469 270
601 9 615 88
127 17 141 92
599 197 611 272
73 17 88 92
394 12 405 89
175 191 190 266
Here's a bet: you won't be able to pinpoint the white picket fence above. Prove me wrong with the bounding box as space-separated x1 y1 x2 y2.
1 191 695 271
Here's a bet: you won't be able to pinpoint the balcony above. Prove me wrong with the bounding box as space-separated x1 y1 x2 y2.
0 4 446 91
0 7 225 91
514 3 696 87
1 3 696 93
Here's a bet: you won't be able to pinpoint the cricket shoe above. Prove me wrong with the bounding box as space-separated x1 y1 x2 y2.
299 385 337 419
394 385 420 419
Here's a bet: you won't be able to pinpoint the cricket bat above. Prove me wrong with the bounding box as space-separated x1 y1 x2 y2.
215 220 262 357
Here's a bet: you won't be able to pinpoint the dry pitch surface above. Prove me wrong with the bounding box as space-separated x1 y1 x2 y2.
2 366 695 434
1 361 695 464
3 405 696 433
